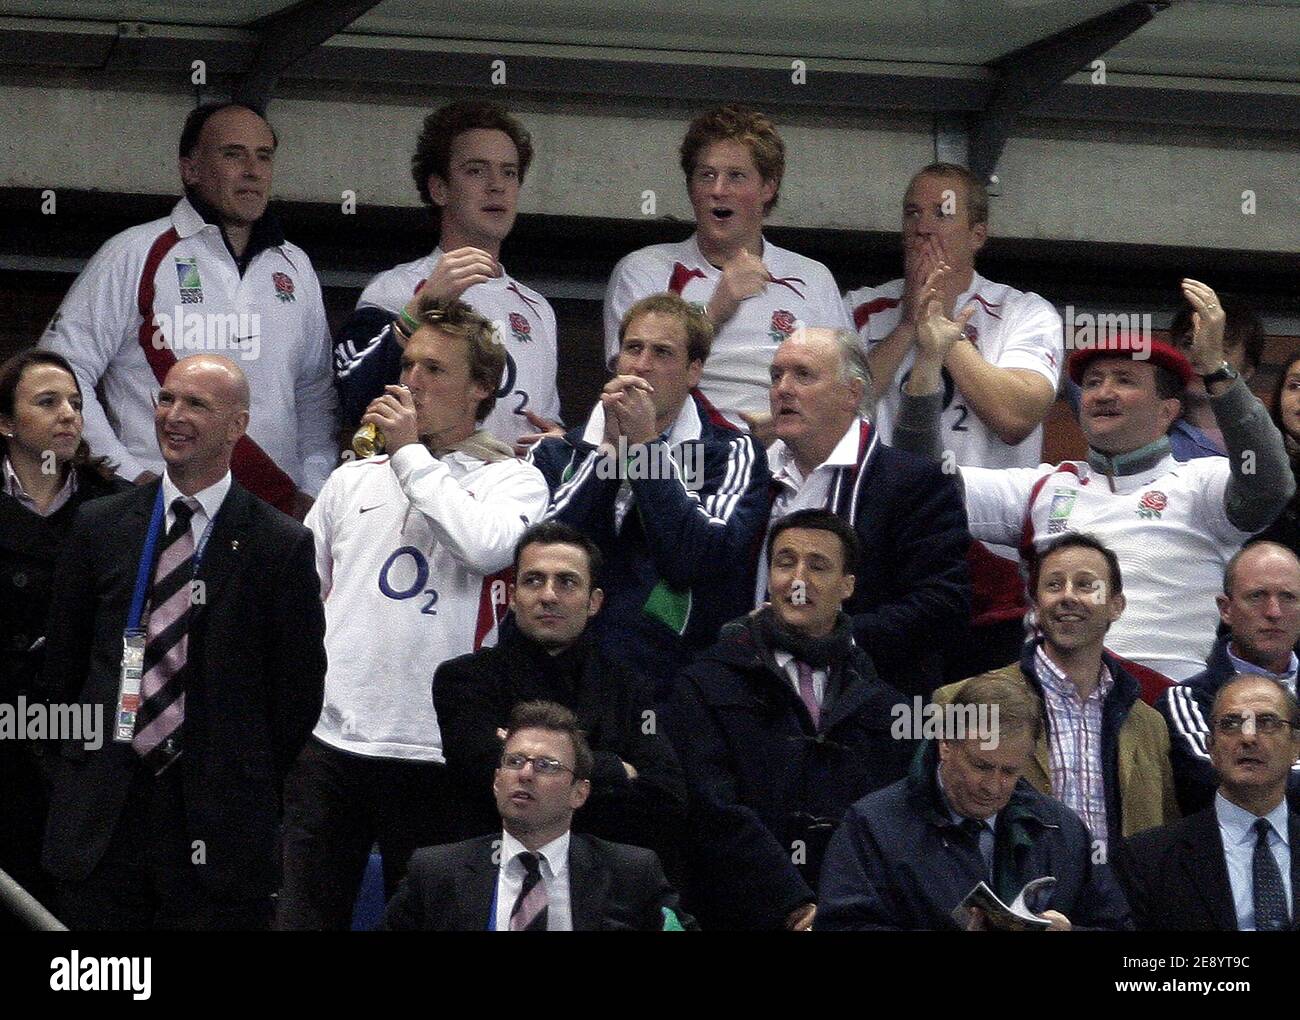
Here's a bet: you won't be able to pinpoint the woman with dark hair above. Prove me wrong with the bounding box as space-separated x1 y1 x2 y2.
1256 350 1300 552
0 348 125 919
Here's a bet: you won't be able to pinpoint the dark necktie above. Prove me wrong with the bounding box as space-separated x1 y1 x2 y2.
1253 817 1289 932
510 851 549 932
133 498 197 775
961 817 993 877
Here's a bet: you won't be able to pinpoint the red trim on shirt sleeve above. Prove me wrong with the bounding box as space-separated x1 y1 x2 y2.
668 262 706 296
852 296 901 332
474 567 514 651
135 227 299 514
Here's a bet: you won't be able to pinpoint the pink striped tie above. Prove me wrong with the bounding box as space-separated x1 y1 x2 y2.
509 852 549 931
796 660 820 728
132 497 197 774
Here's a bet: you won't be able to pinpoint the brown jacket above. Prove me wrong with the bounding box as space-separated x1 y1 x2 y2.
934 654 1178 845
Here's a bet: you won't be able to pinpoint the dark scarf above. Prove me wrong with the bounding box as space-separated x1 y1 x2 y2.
754 605 856 669
500 616 594 704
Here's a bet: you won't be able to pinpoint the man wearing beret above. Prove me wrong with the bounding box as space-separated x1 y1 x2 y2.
894 271 1293 683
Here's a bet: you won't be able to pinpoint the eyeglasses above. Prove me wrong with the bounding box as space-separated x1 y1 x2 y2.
499 752 574 776
1213 713 1297 736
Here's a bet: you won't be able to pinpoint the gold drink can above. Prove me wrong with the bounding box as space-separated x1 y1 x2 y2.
352 422 385 457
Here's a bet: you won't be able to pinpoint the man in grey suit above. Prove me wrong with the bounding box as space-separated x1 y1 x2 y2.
384 700 687 931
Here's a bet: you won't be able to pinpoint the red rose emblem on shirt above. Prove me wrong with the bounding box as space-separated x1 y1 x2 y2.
1136 490 1167 518
508 312 532 343
770 309 796 341
272 271 296 302
1139 491 1167 512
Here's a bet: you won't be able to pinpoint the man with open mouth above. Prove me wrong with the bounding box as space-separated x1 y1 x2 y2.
845 163 1064 679
602 104 852 435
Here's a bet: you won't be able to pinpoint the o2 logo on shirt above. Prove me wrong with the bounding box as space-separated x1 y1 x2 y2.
378 546 439 614
494 348 530 418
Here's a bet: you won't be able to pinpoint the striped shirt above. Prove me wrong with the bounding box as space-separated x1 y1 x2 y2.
3 456 76 516
1034 645 1112 841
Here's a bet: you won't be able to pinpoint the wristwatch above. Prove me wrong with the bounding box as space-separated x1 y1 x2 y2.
1200 362 1239 386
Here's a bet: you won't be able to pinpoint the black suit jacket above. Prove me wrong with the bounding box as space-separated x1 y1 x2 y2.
434 625 685 858
1113 804 1300 931
37 479 326 899
382 833 686 931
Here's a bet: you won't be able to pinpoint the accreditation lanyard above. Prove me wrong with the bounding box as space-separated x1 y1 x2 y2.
113 488 216 742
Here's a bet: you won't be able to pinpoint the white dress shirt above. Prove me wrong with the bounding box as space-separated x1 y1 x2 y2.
1215 791 1292 931
161 469 231 557
757 418 863 605
494 829 572 932
2 456 77 517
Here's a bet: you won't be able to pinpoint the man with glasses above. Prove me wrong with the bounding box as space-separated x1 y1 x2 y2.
384 700 687 931
434 521 685 866
602 105 851 435
1159 541 1300 813
1115 674 1300 930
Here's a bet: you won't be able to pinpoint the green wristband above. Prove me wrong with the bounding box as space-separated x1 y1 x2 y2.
398 307 421 334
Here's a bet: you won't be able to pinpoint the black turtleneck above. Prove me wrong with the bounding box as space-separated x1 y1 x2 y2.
185 191 285 276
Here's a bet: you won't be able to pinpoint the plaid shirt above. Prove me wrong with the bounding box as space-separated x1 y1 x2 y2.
1034 645 1112 841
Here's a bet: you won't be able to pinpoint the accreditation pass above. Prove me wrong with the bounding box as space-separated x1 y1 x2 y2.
114 629 147 742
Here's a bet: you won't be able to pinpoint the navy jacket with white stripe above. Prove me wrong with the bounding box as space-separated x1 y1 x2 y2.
1157 634 1300 815
529 392 770 701
752 420 971 697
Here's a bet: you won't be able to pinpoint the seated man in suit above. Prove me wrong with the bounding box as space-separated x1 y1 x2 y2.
384 700 686 931
38 354 326 930
668 508 914 930
934 533 1178 863
1114 674 1300 931
1159 541 1300 813
434 520 685 867
817 672 1131 930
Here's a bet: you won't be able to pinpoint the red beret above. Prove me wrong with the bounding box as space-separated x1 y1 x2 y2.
1067 334 1194 386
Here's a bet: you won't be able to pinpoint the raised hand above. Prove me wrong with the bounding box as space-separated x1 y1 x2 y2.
914 264 975 363
707 250 769 326
601 375 658 445
415 247 500 304
362 384 419 453
1179 278 1227 374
